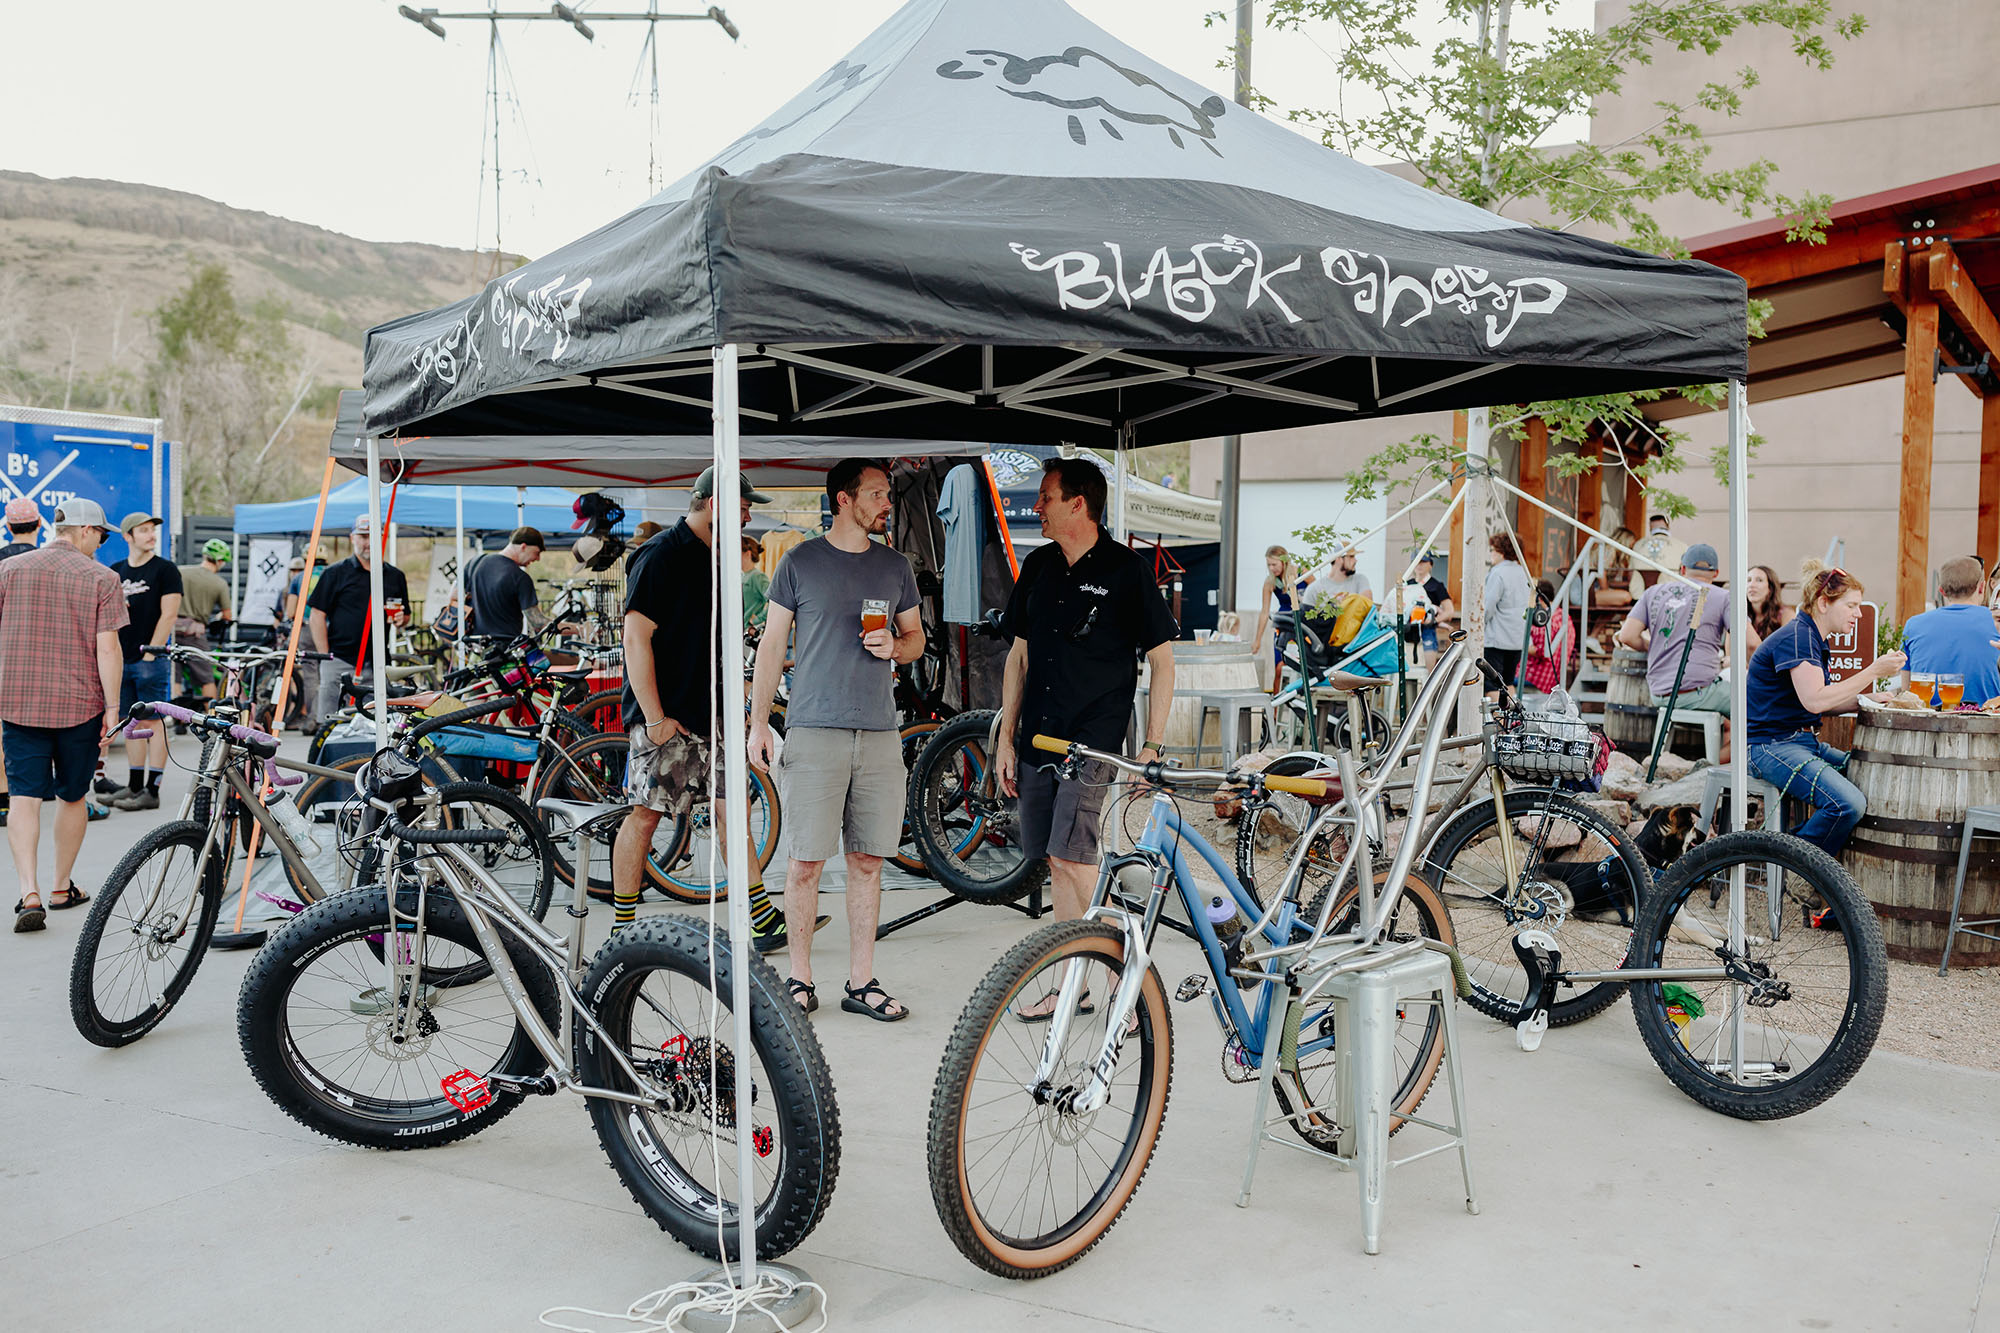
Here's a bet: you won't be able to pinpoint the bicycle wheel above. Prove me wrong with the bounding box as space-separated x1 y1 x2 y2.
1267 871 1454 1154
1233 753 1365 909
649 766 781 905
69 821 224 1047
1628 830 1887 1120
576 914 841 1261
530 731 683 901
892 718 944 876
928 919 1171 1279
287 752 465 906
1424 789 1645 1026
237 884 557 1148
575 687 625 735
908 709 1050 906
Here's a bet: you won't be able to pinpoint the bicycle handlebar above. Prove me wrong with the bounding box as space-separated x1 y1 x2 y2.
403 695 521 745
381 813 512 846
130 701 282 761
1030 734 1330 799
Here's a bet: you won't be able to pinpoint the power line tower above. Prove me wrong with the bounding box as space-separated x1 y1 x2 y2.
396 3 742 274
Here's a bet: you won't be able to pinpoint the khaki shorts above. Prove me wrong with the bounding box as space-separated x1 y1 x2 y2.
1652 678 1732 716
774 727 905 861
1017 754 1113 865
626 725 710 818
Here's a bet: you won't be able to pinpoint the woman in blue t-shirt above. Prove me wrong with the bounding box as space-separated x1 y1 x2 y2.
1744 560 1906 859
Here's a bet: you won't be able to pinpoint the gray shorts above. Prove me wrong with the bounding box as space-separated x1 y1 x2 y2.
626 725 711 818
1651 678 1732 716
775 727 905 861
1017 754 1113 865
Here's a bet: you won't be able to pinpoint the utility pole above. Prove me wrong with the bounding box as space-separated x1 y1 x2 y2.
1217 0 1252 619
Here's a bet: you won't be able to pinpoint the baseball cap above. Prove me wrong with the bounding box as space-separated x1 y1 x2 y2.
287 556 306 572
351 513 375 536
52 498 109 530
202 538 232 562
690 467 772 505
1683 543 1719 572
119 510 163 536
4 498 40 526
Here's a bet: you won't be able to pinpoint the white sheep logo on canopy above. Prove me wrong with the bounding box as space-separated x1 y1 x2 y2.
936 45 1228 155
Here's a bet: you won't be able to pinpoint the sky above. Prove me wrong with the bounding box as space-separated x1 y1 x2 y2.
2 0 1596 260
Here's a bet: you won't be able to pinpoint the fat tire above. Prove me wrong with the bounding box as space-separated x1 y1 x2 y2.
1424 790 1646 1026
575 914 840 1261
928 919 1171 1279
69 821 224 1047
1627 829 1887 1120
908 709 1051 905
237 886 557 1148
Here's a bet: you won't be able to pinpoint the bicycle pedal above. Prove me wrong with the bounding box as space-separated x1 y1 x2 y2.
1175 974 1211 1003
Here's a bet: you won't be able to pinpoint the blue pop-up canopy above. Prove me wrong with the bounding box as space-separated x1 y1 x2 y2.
232 477 608 539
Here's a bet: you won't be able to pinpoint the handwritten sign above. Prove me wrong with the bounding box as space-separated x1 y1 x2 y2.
1824 601 1879 684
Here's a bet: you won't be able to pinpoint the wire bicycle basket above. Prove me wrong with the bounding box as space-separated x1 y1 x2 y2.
1484 707 1611 784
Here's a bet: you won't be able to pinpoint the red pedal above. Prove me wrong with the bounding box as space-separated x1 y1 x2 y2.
753 1126 774 1158
441 1069 493 1112
661 1034 690 1059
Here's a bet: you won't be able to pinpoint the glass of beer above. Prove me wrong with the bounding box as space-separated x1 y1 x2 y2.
1910 672 1938 708
861 598 889 635
1940 673 1966 710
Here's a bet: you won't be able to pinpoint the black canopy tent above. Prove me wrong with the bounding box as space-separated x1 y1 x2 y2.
342 0 1754 1276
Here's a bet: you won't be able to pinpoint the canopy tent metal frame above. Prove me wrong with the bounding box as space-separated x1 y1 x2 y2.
339 0 1757 1296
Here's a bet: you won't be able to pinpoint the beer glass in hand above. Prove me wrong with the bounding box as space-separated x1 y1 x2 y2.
861 598 892 660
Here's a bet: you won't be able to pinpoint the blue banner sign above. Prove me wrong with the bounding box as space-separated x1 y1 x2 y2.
0 407 175 566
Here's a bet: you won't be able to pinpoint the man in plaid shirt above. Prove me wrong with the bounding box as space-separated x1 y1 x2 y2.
0 499 127 932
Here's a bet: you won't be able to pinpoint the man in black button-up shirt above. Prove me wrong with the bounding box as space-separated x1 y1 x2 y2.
997 458 1176 937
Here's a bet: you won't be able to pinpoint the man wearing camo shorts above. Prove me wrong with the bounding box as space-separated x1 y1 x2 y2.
612 467 803 949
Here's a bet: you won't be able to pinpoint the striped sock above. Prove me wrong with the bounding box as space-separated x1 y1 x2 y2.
614 881 641 929
747 881 778 931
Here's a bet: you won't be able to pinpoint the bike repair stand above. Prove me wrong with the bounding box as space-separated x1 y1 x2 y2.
1237 944 1478 1255
875 879 1046 941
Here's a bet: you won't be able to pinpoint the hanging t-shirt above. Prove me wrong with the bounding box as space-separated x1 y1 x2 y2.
936 463 987 625
111 554 183 663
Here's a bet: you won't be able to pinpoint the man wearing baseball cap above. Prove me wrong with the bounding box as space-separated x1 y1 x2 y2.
1617 541 1762 760
0 499 126 929
177 539 234 701
108 512 182 811
0 499 41 562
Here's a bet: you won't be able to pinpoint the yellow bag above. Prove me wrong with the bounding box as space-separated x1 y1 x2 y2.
1327 593 1374 648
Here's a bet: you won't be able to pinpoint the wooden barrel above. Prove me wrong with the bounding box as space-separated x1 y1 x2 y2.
1603 647 1655 753
1844 709 2000 968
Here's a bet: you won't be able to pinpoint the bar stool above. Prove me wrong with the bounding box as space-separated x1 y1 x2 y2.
1695 767 1784 836
1940 805 2000 973
1653 708 1724 766
1193 688 1276 766
1238 946 1477 1255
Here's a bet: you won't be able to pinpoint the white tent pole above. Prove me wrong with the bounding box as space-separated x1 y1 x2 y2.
230 534 243 628
1113 429 1131 543
713 344 758 1289
455 486 466 671
1458 407 1490 731
1726 378 1749 1084
388 521 399 569
516 486 526 528
365 438 389 736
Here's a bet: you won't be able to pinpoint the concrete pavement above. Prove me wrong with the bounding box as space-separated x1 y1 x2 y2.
4 761 1998 1332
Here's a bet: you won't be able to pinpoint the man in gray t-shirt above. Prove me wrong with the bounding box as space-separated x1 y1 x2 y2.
1616 543 1752 717
749 459 924 1022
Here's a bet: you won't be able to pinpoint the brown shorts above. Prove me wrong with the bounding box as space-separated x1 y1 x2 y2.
625 725 710 818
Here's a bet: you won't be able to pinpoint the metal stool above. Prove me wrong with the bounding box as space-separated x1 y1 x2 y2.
1193 687 1276 766
1696 766 1784 835
1653 707 1724 766
1940 805 2000 973
1237 946 1477 1254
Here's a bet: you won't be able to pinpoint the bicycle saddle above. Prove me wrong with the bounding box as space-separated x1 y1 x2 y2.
535 797 628 839
1320 670 1386 693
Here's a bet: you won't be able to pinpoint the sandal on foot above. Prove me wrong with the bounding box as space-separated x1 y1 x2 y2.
787 977 818 1014
49 883 89 910
1015 990 1092 1024
13 897 46 933
841 978 908 1023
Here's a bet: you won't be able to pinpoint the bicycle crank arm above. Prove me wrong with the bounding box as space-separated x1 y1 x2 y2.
1511 929 1562 1053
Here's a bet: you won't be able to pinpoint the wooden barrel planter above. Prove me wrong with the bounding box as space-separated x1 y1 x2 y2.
1604 647 1655 754
1844 709 2000 968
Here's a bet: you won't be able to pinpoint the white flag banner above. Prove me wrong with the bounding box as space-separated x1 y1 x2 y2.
240 539 291 626
427 540 481 619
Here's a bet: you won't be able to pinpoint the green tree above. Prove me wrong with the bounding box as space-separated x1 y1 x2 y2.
146 262 305 513
1234 0 1864 551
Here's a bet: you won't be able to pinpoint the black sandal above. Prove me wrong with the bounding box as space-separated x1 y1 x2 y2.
13 897 46 933
48 882 89 910
1015 991 1092 1024
841 978 908 1023
787 977 818 1014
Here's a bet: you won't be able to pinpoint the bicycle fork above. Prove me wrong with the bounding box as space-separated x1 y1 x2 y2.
1031 855 1167 1117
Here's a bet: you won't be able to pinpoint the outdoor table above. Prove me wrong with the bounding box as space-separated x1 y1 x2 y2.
1843 705 2000 967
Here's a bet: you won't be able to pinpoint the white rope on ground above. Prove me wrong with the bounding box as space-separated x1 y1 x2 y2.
538 1272 830 1333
